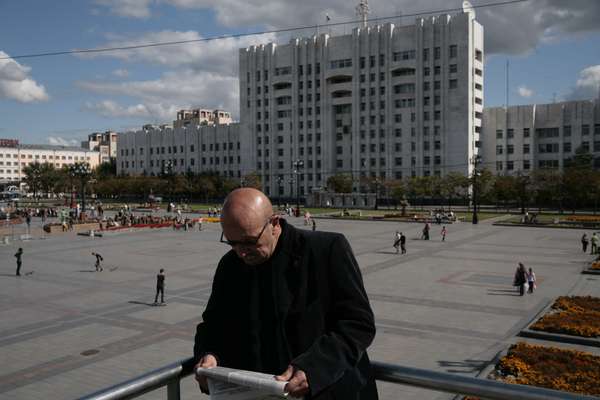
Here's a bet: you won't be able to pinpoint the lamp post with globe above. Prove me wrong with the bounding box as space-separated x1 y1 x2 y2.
69 162 92 219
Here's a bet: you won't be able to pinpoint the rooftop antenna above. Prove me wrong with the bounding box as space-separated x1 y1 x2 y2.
356 0 370 28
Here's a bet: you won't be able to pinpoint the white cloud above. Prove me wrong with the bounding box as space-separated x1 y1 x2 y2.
565 64 600 100
0 51 49 103
112 68 129 78
94 0 154 19
47 137 79 146
518 85 533 98
78 30 276 75
83 99 180 121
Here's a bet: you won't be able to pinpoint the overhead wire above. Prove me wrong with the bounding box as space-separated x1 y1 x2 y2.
1 0 528 61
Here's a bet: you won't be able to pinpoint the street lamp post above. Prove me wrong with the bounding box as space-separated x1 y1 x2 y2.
471 155 482 225
374 178 380 210
69 162 92 218
293 160 304 213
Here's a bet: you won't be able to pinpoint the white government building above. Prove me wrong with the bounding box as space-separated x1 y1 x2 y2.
0 140 100 184
117 2 484 198
481 99 600 173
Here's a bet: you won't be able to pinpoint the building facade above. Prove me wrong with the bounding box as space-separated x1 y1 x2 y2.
481 99 600 174
0 140 100 184
83 131 118 163
239 8 483 197
173 109 233 129
116 123 249 178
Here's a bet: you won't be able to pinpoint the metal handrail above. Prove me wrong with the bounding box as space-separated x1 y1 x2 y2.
78 357 599 400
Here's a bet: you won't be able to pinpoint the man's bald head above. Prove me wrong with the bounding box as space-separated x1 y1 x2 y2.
222 188 273 229
220 188 281 266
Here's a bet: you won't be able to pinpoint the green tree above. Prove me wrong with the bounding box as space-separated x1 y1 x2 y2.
95 159 117 179
440 172 469 211
39 162 58 196
22 162 43 199
241 172 262 189
326 173 353 193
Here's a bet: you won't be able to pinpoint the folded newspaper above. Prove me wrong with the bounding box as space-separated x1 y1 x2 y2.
195 366 288 400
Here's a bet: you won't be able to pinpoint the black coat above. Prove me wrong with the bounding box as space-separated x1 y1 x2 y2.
194 219 378 399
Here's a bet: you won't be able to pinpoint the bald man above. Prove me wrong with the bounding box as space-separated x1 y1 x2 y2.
194 188 377 399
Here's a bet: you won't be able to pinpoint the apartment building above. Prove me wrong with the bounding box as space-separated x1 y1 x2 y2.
0 140 100 184
116 123 250 178
83 131 118 163
481 99 600 173
173 109 233 129
239 7 483 197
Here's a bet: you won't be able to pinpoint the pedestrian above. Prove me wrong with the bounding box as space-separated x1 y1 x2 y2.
198 217 203 231
592 233 599 255
582 233 589 253
400 232 406 254
154 268 165 304
393 231 401 254
527 267 537 294
514 262 527 296
92 252 103 271
15 247 23 276
422 223 430 240
311 218 316 231
441 226 447 241
26 213 31 231
194 188 377 399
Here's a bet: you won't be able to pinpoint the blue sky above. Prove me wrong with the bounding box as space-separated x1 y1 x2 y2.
1 0 599 145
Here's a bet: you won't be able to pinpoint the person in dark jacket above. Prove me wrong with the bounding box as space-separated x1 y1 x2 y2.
15 247 23 276
154 269 165 304
194 188 377 399
514 262 527 296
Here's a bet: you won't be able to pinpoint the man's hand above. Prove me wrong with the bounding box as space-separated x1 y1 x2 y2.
276 365 309 398
194 354 218 392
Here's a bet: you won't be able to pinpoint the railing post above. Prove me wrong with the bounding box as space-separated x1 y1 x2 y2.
167 379 180 400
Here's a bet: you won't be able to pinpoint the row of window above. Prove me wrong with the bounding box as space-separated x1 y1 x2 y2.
496 140 600 155
122 154 242 169
121 143 240 157
496 125 600 139
0 153 89 161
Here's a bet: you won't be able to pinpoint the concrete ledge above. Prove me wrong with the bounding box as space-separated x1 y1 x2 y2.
582 268 600 275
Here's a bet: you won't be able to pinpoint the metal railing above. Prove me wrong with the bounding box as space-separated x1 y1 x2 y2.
77 357 599 400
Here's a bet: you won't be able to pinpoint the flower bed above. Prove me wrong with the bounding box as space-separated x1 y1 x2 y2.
530 296 600 338
565 215 600 223
465 342 600 398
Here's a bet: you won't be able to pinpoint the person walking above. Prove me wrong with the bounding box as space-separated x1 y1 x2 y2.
92 252 103 271
311 218 316 231
15 247 23 276
592 233 599 255
154 268 165 304
514 262 527 296
400 232 407 254
441 226 447 241
526 267 537 294
393 231 401 254
582 233 589 253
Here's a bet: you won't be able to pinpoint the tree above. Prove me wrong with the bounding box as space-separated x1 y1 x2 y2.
326 174 353 193
22 162 43 199
440 172 469 211
490 175 518 211
95 159 117 179
39 163 58 197
241 172 262 189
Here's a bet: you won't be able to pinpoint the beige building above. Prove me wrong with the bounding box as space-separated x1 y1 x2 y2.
0 140 100 184
173 109 233 129
83 131 118 163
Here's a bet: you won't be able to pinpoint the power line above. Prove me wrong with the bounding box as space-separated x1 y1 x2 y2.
1 0 528 61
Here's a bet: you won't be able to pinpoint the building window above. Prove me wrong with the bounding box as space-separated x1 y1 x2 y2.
496 145 503 155
434 47 441 59
496 130 503 139
523 144 530 154
523 128 530 137
449 45 457 58
449 64 457 73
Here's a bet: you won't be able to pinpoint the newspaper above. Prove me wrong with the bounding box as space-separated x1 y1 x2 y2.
196 366 288 400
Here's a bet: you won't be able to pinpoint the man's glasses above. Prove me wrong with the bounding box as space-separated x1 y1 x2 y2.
220 216 274 247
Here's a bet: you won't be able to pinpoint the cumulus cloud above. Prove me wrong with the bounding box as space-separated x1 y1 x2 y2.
47 137 79 146
94 0 154 19
156 0 600 56
83 99 180 120
112 68 129 78
518 85 534 98
564 64 600 101
78 30 276 74
0 51 49 103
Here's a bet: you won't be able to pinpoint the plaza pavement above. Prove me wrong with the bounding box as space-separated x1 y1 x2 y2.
0 214 599 400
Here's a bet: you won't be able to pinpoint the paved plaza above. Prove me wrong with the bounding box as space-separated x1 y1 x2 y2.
1 215 599 399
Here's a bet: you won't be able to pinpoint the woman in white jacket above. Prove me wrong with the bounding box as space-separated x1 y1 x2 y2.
527 268 537 294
